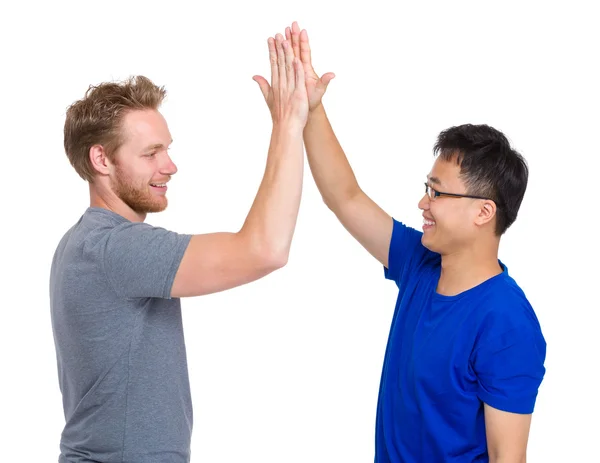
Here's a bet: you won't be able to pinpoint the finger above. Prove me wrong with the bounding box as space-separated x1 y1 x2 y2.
299 29 312 67
268 37 278 89
275 34 286 91
252 75 271 101
285 26 291 42
292 21 301 36
291 22 301 58
320 72 336 88
283 40 295 90
294 58 306 93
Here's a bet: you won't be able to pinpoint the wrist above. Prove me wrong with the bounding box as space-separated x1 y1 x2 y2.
306 104 327 126
272 118 305 133
271 120 305 138
308 102 326 117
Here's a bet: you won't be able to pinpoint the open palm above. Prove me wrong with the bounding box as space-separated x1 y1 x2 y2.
286 22 335 111
252 34 309 127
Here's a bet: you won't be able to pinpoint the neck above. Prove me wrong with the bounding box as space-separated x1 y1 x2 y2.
89 182 146 223
437 240 502 296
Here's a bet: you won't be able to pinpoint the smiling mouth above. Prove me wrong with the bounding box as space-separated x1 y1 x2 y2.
150 183 167 188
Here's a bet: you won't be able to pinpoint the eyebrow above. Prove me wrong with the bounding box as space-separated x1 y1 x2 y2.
427 176 442 185
142 140 173 152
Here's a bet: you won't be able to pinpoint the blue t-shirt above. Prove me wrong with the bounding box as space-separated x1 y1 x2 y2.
375 219 546 462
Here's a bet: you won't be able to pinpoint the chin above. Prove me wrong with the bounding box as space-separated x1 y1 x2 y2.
421 234 440 253
142 199 168 214
421 233 430 248
115 180 169 214
126 195 168 214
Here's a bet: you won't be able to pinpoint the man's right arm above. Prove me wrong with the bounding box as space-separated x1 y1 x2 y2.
287 22 393 268
171 126 303 298
171 35 309 298
304 101 393 268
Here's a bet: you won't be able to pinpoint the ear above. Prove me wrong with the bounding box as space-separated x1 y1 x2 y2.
475 200 497 227
89 145 113 176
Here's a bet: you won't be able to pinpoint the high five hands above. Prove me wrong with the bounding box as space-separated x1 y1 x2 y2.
254 21 335 120
285 21 335 111
253 34 309 129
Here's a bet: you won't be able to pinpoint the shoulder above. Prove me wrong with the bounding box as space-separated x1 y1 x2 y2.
75 207 130 244
476 270 545 345
81 208 181 248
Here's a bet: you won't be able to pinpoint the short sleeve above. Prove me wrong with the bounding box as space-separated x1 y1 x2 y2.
101 222 192 299
473 327 546 414
384 218 434 286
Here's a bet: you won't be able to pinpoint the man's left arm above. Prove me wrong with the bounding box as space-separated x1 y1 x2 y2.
484 404 532 463
473 314 546 463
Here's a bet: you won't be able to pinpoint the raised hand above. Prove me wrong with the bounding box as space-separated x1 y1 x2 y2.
285 21 335 111
253 34 309 128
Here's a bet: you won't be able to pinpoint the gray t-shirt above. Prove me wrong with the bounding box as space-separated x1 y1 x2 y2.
50 207 193 463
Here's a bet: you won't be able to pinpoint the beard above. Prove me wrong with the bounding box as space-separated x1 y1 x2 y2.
110 165 168 214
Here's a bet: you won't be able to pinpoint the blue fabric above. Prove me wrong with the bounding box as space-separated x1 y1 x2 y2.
375 219 546 462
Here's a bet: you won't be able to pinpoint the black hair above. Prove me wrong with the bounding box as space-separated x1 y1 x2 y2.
434 124 528 235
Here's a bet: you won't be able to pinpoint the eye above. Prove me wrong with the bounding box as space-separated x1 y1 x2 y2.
145 152 157 157
427 185 439 199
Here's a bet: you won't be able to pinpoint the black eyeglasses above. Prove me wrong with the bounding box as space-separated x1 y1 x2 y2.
424 182 495 202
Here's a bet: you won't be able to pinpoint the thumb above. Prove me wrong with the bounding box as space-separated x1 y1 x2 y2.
320 72 336 89
252 75 270 101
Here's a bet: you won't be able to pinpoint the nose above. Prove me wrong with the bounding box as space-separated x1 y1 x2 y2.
418 193 430 211
160 153 178 176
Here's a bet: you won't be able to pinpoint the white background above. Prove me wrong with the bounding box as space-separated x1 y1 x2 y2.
1 0 598 461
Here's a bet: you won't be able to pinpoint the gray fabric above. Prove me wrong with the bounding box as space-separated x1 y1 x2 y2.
50 207 193 463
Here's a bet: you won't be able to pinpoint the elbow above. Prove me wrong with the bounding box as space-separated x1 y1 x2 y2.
240 229 290 275
253 240 289 273
322 194 337 212
263 245 289 271
322 185 362 213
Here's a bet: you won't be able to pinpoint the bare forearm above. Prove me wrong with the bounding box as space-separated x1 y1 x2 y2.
241 123 304 264
489 449 526 463
489 457 526 463
304 105 361 211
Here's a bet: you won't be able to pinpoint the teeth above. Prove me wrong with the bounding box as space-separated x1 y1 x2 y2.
423 219 435 226
151 183 166 187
